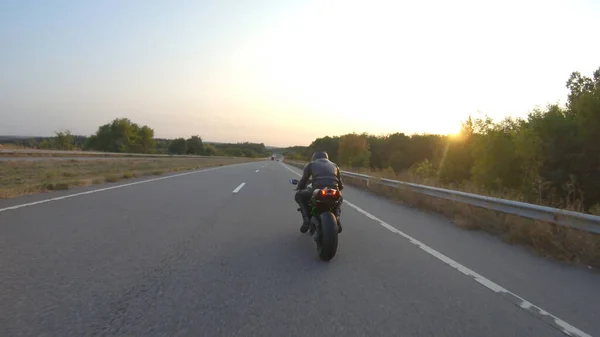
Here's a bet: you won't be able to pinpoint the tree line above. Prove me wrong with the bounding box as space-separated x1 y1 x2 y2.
4 118 270 158
283 67 600 213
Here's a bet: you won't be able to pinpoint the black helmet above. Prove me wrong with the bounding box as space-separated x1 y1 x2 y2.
311 151 328 161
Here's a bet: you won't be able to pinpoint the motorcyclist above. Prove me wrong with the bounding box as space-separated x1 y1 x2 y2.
295 151 344 234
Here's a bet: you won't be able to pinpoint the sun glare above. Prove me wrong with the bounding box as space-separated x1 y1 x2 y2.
223 0 541 142
225 1 476 139
442 122 464 138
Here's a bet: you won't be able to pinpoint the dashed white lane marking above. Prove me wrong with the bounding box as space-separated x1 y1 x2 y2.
0 164 248 214
232 182 246 193
282 162 591 337
256 170 259 172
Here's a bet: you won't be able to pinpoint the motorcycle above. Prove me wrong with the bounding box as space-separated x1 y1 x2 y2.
289 178 342 261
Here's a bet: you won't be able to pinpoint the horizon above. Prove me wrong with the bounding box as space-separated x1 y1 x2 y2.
1 0 599 147
0 128 453 148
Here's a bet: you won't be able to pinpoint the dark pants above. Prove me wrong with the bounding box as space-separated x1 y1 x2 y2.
294 188 313 222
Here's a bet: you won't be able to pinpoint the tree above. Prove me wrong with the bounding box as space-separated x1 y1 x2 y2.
367 135 387 169
409 134 444 166
39 139 53 149
338 133 371 168
155 139 170 154
83 135 97 151
563 67 600 208
109 118 138 152
54 130 74 150
168 138 188 155
212 142 269 157
308 136 340 162
388 150 412 173
410 158 437 179
139 126 156 153
512 116 545 201
27 138 38 149
203 143 217 156
470 118 522 190
86 118 156 154
436 124 471 183
186 136 204 155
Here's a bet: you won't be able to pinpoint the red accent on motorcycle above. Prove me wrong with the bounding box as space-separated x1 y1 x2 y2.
317 189 340 199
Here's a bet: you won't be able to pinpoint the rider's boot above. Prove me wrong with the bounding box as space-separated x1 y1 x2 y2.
298 203 311 233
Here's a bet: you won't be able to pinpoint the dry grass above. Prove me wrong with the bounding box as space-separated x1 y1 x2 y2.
0 146 236 159
286 160 600 268
0 157 258 198
0 150 185 159
0 152 111 158
0 144 30 150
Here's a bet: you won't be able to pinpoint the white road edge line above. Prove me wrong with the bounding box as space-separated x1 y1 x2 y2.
0 163 249 214
281 163 591 337
232 182 246 193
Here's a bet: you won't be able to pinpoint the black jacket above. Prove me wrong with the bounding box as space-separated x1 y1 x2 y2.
297 158 344 190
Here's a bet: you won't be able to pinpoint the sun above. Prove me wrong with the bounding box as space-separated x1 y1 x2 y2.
446 126 463 138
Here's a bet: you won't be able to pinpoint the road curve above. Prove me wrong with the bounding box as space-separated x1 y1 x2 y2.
0 160 598 337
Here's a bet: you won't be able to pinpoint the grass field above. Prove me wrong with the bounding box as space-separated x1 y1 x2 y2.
0 157 258 198
0 148 212 159
0 144 29 150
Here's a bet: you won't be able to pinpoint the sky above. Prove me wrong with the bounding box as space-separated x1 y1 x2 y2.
1 0 599 147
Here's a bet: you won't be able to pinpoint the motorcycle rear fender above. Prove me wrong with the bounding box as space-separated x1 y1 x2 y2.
311 210 338 226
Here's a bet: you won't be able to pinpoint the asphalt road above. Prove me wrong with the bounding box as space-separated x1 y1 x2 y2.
0 160 598 337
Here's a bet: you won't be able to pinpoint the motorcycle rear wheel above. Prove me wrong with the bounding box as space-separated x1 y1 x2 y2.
315 211 338 261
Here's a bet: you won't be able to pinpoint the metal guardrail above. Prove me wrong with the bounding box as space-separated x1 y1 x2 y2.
285 160 600 235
